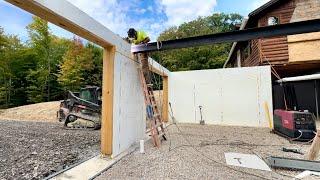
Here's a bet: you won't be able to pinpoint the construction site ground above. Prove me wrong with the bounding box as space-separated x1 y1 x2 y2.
96 123 319 180
0 120 100 180
0 101 60 122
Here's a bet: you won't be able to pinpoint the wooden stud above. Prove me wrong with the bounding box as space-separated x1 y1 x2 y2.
307 130 320 161
101 46 115 156
162 76 169 122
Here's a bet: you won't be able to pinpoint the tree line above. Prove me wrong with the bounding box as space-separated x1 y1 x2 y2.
0 13 242 108
0 17 102 108
151 13 242 71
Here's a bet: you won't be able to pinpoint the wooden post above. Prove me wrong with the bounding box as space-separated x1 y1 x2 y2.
162 76 169 122
307 130 320 161
264 101 273 129
101 46 115 156
236 50 241 67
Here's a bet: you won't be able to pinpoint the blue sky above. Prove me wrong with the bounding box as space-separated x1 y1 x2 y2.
0 0 269 42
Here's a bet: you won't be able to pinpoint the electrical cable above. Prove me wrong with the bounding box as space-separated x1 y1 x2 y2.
172 123 273 180
257 44 291 111
165 105 273 179
289 130 303 142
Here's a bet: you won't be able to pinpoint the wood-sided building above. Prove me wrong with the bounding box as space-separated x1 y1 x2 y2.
224 0 320 77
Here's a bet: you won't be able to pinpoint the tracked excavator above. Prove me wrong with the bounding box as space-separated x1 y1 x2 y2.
57 86 102 130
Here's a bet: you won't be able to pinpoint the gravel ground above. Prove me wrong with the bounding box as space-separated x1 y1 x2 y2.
97 124 318 180
0 120 100 180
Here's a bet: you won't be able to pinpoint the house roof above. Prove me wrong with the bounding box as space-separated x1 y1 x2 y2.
249 0 290 19
223 0 291 68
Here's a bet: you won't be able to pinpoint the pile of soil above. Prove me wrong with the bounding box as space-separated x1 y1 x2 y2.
0 101 60 122
0 120 100 179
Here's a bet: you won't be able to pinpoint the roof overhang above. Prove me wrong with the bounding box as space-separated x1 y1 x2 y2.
223 18 248 68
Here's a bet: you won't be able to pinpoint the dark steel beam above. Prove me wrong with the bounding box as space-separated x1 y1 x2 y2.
131 19 320 53
267 156 320 172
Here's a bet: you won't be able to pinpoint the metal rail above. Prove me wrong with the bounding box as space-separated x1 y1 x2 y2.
131 19 320 53
267 156 320 172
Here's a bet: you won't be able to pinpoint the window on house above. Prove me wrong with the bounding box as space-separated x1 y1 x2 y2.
268 16 279 26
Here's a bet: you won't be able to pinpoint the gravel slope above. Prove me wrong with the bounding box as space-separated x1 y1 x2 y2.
0 101 60 122
0 120 100 180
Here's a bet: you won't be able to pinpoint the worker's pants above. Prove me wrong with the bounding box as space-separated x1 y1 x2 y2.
137 53 152 84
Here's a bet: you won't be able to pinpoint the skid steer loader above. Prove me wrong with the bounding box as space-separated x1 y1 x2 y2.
57 86 102 130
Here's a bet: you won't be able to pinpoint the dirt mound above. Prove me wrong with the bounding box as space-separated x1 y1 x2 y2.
0 101 61 122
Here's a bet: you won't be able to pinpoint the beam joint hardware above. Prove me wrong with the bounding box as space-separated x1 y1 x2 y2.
131 19 320 53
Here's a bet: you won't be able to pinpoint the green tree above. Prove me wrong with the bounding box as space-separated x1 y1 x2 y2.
151 13 243 71
26 16 52 103
58 37 94 91
0 31 37 108
84 43 103 86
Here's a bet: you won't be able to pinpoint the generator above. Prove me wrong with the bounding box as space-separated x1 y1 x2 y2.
273 109 317 141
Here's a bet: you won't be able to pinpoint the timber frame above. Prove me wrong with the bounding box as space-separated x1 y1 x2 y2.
5 0 170 156
5 0 319 156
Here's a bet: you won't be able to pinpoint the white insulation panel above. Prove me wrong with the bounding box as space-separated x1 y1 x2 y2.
112 52 146 156
169 66 273 127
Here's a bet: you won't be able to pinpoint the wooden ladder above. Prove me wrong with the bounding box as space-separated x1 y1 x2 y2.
138 58 167 147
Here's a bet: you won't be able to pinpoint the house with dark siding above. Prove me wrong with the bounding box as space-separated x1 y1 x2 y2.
224 0 320 120
224 0 320 77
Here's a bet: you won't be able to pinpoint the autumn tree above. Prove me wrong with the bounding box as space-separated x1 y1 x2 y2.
58 37 94 91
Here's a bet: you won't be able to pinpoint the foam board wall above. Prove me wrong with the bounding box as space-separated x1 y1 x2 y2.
112 52 146 156
169 66 273 127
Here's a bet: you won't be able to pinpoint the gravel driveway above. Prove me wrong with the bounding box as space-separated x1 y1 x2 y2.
0 120 100 180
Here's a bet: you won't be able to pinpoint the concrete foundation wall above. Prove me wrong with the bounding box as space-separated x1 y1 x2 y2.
169 66 273 127
112 53 146 157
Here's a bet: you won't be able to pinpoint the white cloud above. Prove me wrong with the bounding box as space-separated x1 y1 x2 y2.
62 0 217 41
66 0 128 38
251 0 270 11
159 0 217 26
65 0 167 41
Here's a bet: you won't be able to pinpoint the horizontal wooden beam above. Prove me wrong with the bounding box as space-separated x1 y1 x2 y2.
148 58 170 77
5 0 131 56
